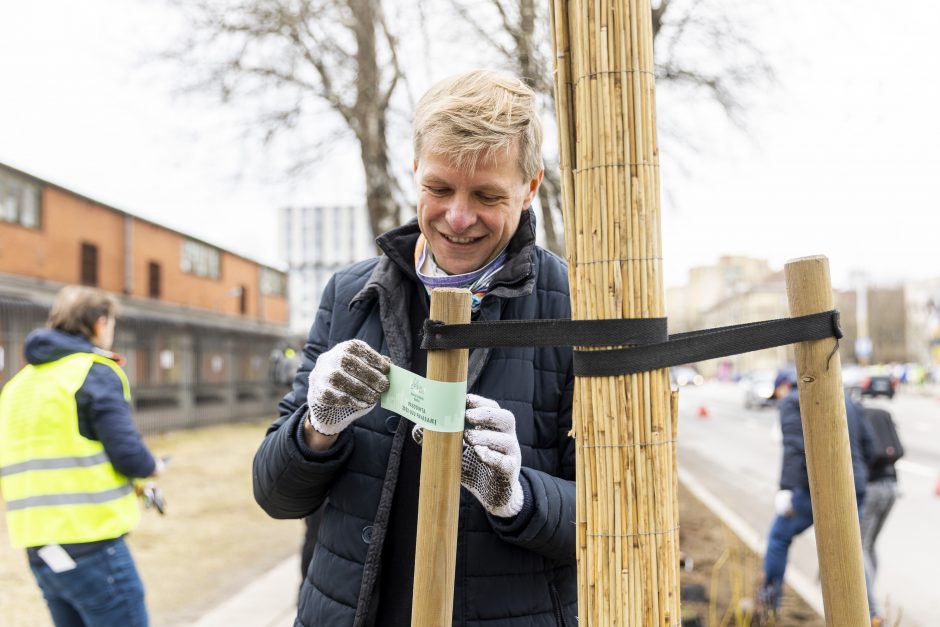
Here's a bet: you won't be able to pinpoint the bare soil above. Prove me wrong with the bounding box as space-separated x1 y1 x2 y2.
677 482 825 626
1 419 823 626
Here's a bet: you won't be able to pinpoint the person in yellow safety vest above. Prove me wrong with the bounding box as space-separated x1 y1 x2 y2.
0 285 164 627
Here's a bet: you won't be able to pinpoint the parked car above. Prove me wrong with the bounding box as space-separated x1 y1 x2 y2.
843 365 898 400
741 369 780 409
859 372 898 399
670 365 704 387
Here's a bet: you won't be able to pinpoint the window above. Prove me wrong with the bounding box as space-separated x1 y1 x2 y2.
260 267 286 297
180 239 220 279
148 261 161 298
313 207 323 261
80 242 98 286
239 285 248 315
0 168 41 229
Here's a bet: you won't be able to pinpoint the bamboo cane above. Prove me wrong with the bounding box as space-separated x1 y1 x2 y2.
784 256 870 626
549 0 679 624
411 288 471 627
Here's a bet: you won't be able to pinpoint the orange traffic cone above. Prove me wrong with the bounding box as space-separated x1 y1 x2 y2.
697 405 709 419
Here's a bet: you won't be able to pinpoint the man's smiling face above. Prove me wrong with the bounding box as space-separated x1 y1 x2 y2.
414 150 541 275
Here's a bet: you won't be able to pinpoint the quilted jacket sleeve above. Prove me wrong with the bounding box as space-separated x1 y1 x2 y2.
253 276 354 519
489 370 576 564
778 392 807 490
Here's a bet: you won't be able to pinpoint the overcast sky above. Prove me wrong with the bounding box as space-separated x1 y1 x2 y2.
1 0 938 290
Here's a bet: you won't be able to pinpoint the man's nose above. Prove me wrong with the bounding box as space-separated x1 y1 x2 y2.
445 196 476 233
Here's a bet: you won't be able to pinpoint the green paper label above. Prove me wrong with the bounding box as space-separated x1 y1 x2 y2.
380 364 466 432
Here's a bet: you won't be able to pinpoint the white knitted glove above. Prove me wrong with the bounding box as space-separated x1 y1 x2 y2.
413 394 524 518
306 340 391 436
774 489 794 517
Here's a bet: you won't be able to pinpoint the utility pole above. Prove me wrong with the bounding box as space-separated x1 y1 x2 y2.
851 270 872 366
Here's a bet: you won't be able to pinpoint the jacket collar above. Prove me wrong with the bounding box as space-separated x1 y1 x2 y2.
364 208 539 303
352 210 541 385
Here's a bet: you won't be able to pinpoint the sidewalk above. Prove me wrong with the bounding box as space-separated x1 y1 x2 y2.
192 554 300 627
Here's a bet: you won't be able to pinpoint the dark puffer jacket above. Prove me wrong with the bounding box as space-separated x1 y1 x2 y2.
778 390 875 496
253 212 576 627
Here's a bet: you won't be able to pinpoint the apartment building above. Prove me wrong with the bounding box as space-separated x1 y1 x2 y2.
281 204 373 333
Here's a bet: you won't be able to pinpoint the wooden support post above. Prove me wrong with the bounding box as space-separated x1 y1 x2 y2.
411 288 471 627
784 256 870 626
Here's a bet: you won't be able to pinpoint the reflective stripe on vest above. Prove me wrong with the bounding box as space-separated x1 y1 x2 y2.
0 352 140 548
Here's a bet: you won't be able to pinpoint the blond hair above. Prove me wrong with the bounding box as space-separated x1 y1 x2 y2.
413 69 543 181
47 286 119 340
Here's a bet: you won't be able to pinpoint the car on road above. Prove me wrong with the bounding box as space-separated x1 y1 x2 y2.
670 365 704 387
740 369 779 409
842 365 898 399
859 372 898 399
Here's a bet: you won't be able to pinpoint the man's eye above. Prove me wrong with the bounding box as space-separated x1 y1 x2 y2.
425 187 450 196
477 194 502 204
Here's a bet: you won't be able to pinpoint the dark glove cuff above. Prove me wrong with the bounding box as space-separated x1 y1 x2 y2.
293 406 350 461
488 473 534 532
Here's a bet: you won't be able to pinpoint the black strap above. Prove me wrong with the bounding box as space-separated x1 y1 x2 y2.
421 317 667 349
575 311 840 377
421 311 841 378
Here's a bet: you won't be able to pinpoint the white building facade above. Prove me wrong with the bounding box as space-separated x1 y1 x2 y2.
281 205 374 335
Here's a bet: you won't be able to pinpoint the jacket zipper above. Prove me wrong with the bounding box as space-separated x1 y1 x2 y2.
549 583 568 627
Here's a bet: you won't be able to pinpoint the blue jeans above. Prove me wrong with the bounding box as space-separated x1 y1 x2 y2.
761 488 871 615
29 537 148 627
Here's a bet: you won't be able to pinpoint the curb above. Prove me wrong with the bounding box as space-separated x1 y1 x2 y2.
677 465 825 616
193 554 300 627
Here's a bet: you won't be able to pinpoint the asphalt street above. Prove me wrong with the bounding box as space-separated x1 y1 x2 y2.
675 381 940 627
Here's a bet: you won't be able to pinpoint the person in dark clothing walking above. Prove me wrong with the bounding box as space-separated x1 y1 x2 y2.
253 69 575 627
859 403 902 618
0 285 163 627
757 371 878 623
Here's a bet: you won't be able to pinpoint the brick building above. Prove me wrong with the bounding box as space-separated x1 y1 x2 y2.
0 162 290 433
0 162 287 322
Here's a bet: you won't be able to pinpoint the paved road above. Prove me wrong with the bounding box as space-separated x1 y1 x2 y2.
676 382 939 627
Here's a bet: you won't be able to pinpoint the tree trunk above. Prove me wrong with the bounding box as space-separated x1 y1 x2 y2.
351 0 400 239
515 0 565 256
537 167 564 256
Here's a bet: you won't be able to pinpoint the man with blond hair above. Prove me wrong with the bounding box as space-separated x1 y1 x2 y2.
0 285 163 626
254 69 576 625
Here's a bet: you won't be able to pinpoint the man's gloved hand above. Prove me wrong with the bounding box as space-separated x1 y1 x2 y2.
774 489 794 517
306 340 391 436
413 394 524 518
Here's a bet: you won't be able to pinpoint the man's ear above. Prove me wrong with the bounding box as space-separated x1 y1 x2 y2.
413 159 419 174
90 315 107 342
525 169 545 206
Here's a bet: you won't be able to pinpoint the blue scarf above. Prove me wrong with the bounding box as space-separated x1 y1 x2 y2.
414 234 508 312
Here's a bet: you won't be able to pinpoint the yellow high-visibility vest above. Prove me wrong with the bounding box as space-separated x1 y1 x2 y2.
0 352 140 548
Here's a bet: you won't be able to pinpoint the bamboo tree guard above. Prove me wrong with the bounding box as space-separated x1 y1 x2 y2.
549 0 680 624
411 288 471 627
785 256 870 625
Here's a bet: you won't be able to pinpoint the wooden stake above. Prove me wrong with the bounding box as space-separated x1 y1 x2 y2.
784 256 869 627
411 288 471 627
784 256 870 626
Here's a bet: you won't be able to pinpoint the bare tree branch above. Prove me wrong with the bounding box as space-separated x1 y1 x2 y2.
160 0 406 239
444 0 775 254
376 3 403 112
450 1 514 60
